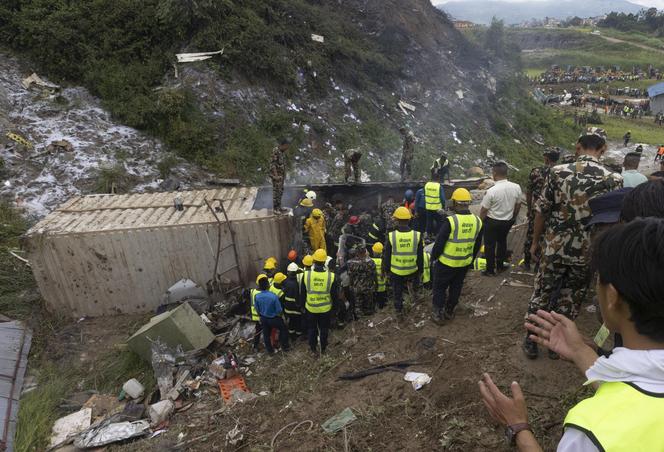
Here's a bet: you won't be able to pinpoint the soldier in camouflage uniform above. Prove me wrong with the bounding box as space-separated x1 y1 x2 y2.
522 148 560 270
270 138 290 212
523 133 623 360
347 246 377 315
344 149 363 183
399 127 415 181
380 197 399 232
326 199 347 257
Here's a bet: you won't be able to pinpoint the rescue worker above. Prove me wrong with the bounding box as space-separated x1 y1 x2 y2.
287 250 299 267
414 187 426 233
300 249 339 356
337 216 364 267
270 138 290 213
524 133 622 360
347 246 377 315
522 148 560 271
367 218 385 248
254 274 289 354
371 242 388 310
304 208 327 252
381 197 398 232
326 198 347 257
623 130 631 147
283 263 304 339
293 197 313 255
422 248 432 289
268 272 287 349
656 144 664 162
263 258 277 283
431 153 451 184
424 175 445 238
299 255 314 283
383 206 423 315
344 149 363 183
403 189 416 213
249 275 268 351
399 127 415 181
430 189 483 323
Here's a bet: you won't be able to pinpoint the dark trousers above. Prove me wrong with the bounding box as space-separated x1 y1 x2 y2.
432 263 469 314
375 291 387 309
426 210 441 236
416 208 427 233
253 321 262 349
307 311 331 353
484 217 513 273
285 312 303 337
260 316 290 353
391 273 419 312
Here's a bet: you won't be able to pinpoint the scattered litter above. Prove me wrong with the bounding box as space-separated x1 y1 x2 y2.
586 305 597 314
209 353 239 380
404 372 432 390
74 420 150 448
322 408 357 433
21 72 60 91
122 378 145 399
367 321 374 328
226 423 244 446
200 313 212 324
367 352 385 364
6 131 32 149
50 408 92 447
280 401 294 413
414 320 426 328
455 89 464 99
176 49 224 63
148 400 175 425
151 429 167 438
398 100 416 114
167 369 191 401
178 432 186 441
311 34 325 43
506 280 532 289
231 388 258 403
244 357 256 365
259 390 270 396
121 401 145 421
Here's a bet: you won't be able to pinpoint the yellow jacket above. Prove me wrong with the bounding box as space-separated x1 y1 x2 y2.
304 216 327 251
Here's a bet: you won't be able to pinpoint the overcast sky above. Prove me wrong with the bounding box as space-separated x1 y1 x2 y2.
435 0 664 7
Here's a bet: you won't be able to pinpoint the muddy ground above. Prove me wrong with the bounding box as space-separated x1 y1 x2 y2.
53 266 601 452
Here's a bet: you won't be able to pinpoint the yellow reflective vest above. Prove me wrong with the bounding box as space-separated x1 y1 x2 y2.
424 182 442 211
422 252 431 284
472 257 486 271
438 214 482 268
389 230 421 276
564 381 664 451
250 289 260 321
372 257 387 292
303 270 334 313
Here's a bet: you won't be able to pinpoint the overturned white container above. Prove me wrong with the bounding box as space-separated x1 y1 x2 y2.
122 378 145 399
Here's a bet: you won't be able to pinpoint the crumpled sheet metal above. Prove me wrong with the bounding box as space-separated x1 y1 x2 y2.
74 420 150 448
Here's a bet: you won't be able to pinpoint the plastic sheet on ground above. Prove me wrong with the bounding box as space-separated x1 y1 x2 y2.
321 408 357 433
50 408 92 447
404 372 432 390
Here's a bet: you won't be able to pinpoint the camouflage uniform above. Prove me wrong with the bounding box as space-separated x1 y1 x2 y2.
381 199 399 232
400 131 415 181
347 254 377 314
356 213 373 244
270 146 286 211
526 155 623 319
344 149 362 183
522 166 549 266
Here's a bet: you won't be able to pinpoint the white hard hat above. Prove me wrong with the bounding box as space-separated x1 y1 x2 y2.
287 262 299 272
305 190 317 201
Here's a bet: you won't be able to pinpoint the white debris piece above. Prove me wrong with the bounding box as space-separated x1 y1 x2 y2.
311 34 325 43
404 372 432 390
455 90 464 99
398 100 416 114
22 73 60 91
50 408 92 447
176 49 224 63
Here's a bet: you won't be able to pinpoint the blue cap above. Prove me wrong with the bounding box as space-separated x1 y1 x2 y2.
584 188 633 229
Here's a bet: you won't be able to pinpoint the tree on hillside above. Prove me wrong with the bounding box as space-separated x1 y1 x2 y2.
484 17 505 57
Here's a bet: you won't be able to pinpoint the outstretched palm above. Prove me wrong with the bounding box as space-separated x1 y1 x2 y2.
526 310 585 361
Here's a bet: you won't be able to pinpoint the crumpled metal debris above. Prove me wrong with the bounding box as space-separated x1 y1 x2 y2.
150 340 185 400
74 420 150 448
176 49 224 63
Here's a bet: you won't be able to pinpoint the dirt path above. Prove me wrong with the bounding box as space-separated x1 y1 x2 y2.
597 34 664 55
123 268 602 451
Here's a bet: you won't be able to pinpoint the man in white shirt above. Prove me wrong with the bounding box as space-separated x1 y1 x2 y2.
480 162 522 276
621 152 648 188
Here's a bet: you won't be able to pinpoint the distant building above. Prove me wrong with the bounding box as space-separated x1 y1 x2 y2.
453 20 477 29
648 82 664 114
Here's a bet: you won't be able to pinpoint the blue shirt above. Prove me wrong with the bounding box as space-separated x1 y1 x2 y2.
622 170 648 188
254 290 283 318
415 189 425 210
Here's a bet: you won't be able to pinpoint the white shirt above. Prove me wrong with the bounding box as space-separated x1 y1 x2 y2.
480 179 522 221
557 348 664 452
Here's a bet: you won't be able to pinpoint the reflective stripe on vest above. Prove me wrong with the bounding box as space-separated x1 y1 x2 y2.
424 182 442 211
564 382 664 452
269 285 284 300
389 230 420 276
304 270 334 313
438 214 482 268
372 257 387 292
473 257 487 271
422 252 431 284
283 294 300 316
250 289 260 321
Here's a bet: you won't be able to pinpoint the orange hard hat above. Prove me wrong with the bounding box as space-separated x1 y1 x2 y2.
288 250 298 262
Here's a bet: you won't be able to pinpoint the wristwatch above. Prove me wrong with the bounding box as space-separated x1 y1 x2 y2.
505 423 532 446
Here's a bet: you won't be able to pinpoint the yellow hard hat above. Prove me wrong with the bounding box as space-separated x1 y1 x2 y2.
451 188 472 203
256 274 268 285
312 208 322 218
302 255 314 267
392 206 412 220
372 242 384 254
300 198 313 207
263 259 276 271
273 272 287 284
313 249 328 263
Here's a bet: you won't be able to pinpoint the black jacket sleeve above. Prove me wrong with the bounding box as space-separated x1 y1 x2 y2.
382 235 392 273
430 219 453 261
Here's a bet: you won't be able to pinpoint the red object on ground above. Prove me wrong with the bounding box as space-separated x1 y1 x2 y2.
218 375 250 404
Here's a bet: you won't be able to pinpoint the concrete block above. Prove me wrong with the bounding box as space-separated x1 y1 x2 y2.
127 302 214 361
